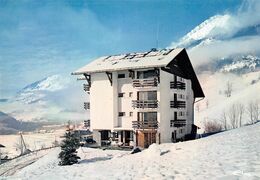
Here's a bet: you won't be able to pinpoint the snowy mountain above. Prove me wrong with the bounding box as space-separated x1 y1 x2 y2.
167 6 260 127
15 75 71 104
0 74 88 123
175 14 231 48
0 111 40 135
196 55 260 74
220 55 260 73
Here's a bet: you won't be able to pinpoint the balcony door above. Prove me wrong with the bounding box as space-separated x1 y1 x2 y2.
138 112 157 122
137 91 157 101
137 70 157 79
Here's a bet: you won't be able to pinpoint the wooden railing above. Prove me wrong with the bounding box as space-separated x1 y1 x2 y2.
132 120 158 129
132 100 158 109
170 101 186 108
84 102 90 110
172 119 186 127
83 119 90 127
170 81 185 90
83 84 90 92
133 78 158 88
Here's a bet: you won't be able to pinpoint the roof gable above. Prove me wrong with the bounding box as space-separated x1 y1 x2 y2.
72 48 184 74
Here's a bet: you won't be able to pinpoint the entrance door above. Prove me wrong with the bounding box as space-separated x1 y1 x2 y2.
144 132 156 148
172 130 177 142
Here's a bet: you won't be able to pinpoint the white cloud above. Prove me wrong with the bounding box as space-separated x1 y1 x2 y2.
169 0 260 67
189 35 260 66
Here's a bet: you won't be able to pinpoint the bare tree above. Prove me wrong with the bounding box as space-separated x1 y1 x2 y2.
228 104 237 129
220 110 228 130
253 101 259 122
237 103 245 128
203 120 222 133
247 101 259 124
247 101 255 124
224 81 233 97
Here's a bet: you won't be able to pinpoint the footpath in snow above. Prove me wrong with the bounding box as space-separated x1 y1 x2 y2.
2 123 260 180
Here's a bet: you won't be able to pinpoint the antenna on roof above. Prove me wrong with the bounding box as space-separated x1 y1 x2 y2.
156 21 160 49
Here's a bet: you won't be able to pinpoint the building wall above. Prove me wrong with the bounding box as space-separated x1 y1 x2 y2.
159 69 174 143
89 68 195 145
117 71 134 129
159 69 194 143
90 72 115 130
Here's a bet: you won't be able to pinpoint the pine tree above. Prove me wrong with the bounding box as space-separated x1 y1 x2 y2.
58 131 81 166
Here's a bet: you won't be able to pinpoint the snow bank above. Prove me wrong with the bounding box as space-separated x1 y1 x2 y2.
4 123 260 179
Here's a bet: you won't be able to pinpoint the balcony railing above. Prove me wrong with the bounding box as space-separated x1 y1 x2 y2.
83 119 90 127
133 78 158 88
170 101 186 108
132 100 158 109
172 119 186 127
84 102 90 110
132 120 158 129
170 81 185 90
83 84 90 92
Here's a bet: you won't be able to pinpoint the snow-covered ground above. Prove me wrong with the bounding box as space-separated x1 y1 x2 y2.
194 71 260 130
0 130 64 158
2 123 259 180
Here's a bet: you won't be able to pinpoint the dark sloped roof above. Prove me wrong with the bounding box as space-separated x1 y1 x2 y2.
163 49 205 98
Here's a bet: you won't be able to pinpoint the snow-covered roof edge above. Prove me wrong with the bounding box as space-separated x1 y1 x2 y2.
71 48 184 75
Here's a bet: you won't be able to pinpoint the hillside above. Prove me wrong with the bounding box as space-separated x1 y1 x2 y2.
0 75 88 123
5 123 260 179
0 111 40 135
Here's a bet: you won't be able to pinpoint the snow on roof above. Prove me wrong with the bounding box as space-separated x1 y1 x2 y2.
72 48 184 75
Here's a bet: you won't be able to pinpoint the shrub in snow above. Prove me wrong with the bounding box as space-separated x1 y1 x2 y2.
58 131 80 166
204 121 222 133
131 147 141 154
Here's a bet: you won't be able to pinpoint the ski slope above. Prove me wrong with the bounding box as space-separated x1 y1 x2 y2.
3 122 260 180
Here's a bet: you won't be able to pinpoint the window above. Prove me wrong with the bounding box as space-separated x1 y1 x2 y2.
118 93 124 97
178 94 185 99
137 70 157 79
129 112 133 117
138 112 157 122
179 111 185 116
170 120 174 127
118 112 125 117
179 129 183 134
137 91 157 100
129 92 133 97
118 74 125 79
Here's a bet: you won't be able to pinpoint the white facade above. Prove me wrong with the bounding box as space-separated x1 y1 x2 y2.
73 48 204 148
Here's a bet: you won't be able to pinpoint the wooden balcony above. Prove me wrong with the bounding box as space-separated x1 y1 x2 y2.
132 100 158 109
83 84 90 92
172 119 186 127
170 100 186 108
84 102 90 110
170 81 185 90
133 78 158 88
132 120 158 129
83 119 90 127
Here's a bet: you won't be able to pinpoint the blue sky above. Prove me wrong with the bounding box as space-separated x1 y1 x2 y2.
0 0 242 98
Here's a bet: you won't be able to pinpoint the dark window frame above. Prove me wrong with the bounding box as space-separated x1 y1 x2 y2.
118 93 124 97
118 112 125 117
118 74 126 79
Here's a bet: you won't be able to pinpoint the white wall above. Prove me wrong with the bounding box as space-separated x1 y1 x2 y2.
117 70 134 129
90 72 115 130
159 69 194 143
89 68 195 144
